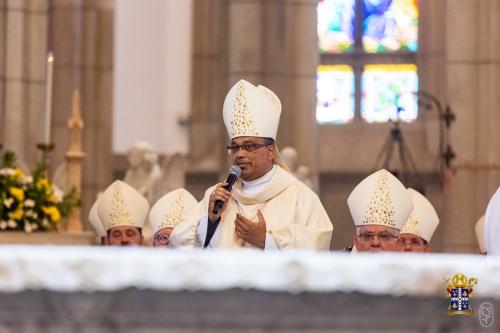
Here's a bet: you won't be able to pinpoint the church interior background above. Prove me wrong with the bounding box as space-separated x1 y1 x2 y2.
0 0 500 331
1 0 500 251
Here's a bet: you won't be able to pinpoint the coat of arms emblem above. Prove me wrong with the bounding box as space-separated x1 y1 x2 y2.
446 273 478 316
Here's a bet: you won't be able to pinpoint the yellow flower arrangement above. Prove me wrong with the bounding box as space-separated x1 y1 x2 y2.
9 187 24 202
14 168 24 178
0 151 80 232
9 205 24 221
36 178 50 192
41 206 61 223
47 194 58 204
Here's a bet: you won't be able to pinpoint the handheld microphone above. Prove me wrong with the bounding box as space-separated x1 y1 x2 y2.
213 165 241 214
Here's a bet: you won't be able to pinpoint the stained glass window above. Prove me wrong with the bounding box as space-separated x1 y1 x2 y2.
362 0 419 53
317 0 418 124
361 64 418 123
316 65 355 124
318 0 356 53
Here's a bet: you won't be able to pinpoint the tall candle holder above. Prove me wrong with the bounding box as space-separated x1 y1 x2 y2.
36 142 55 176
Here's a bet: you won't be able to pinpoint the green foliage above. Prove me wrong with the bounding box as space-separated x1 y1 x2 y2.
2 151 16 169
58 186 81 217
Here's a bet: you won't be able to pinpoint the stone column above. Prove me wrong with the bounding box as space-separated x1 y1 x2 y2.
225 0 264 175
49 0 113 229
2 0 26 160
474 0 500 242
412 0 447 251
442 0 500 252
225 0 319 187
227 0 264 85
188 0 227 177
281 0 319 189
0 0 48 168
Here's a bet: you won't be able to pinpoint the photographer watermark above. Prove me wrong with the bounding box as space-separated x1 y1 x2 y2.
478 302 494 328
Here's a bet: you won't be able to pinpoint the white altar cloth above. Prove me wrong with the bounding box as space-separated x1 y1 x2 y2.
0 246 498 298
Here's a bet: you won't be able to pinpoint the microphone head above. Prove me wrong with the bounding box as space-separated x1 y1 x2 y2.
229 165 241 177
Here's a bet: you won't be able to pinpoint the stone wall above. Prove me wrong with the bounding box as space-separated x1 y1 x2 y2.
0 0 48 167
185 0 500 253
2 0 499 252
0 290 497 332
48 0 114 229
0 0 114 231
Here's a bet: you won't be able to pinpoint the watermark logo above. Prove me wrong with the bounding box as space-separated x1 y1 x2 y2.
479 302 494 328
445 273 478 316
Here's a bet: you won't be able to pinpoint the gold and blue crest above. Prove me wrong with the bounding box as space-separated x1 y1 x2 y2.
446 273 478 316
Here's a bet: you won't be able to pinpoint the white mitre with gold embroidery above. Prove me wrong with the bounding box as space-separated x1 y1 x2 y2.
223 79 281 140
88 199 106 237
148 188 198 234
401 188 439 242
222 79 290 172
347 169 413 230
97 180 150 231
475 215 486 253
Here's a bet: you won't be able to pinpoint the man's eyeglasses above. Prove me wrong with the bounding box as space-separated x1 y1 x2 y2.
154 234 170 245
226 142 273 154
357 232 398 243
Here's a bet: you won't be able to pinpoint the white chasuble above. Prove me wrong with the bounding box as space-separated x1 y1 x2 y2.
171 165 333 250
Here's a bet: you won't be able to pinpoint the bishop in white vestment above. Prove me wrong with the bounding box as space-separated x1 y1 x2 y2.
485 187 500 255
400 188 439 253
148 188 198 247
171 79 333 250
348 169 413 253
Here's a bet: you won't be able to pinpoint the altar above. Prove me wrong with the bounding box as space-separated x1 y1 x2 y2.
0 246 498 332
0 232 96 245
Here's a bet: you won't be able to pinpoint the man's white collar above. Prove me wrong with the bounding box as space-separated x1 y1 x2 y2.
241 165 276 196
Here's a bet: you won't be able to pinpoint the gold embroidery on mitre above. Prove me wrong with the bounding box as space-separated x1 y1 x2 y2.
401 209 421 236
159 192 184 229
109 183 133 227
230 81 258 138
362 171 397 227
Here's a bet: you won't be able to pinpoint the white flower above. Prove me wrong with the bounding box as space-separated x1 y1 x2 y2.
24 199 36 208
42 219 49 227
32 212 38 219
0 221 7 230
31 223 38 231
21 175 33 184
24 223 32 233
7 220 17 228
52 185 64 202
3 198 14 209
25 210 33 217
0 168 15 176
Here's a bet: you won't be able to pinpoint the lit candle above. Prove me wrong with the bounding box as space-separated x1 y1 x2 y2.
44 52 54 144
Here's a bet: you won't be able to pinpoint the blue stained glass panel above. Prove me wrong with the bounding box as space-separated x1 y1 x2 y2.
362 0 419 53
318 0 357 53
